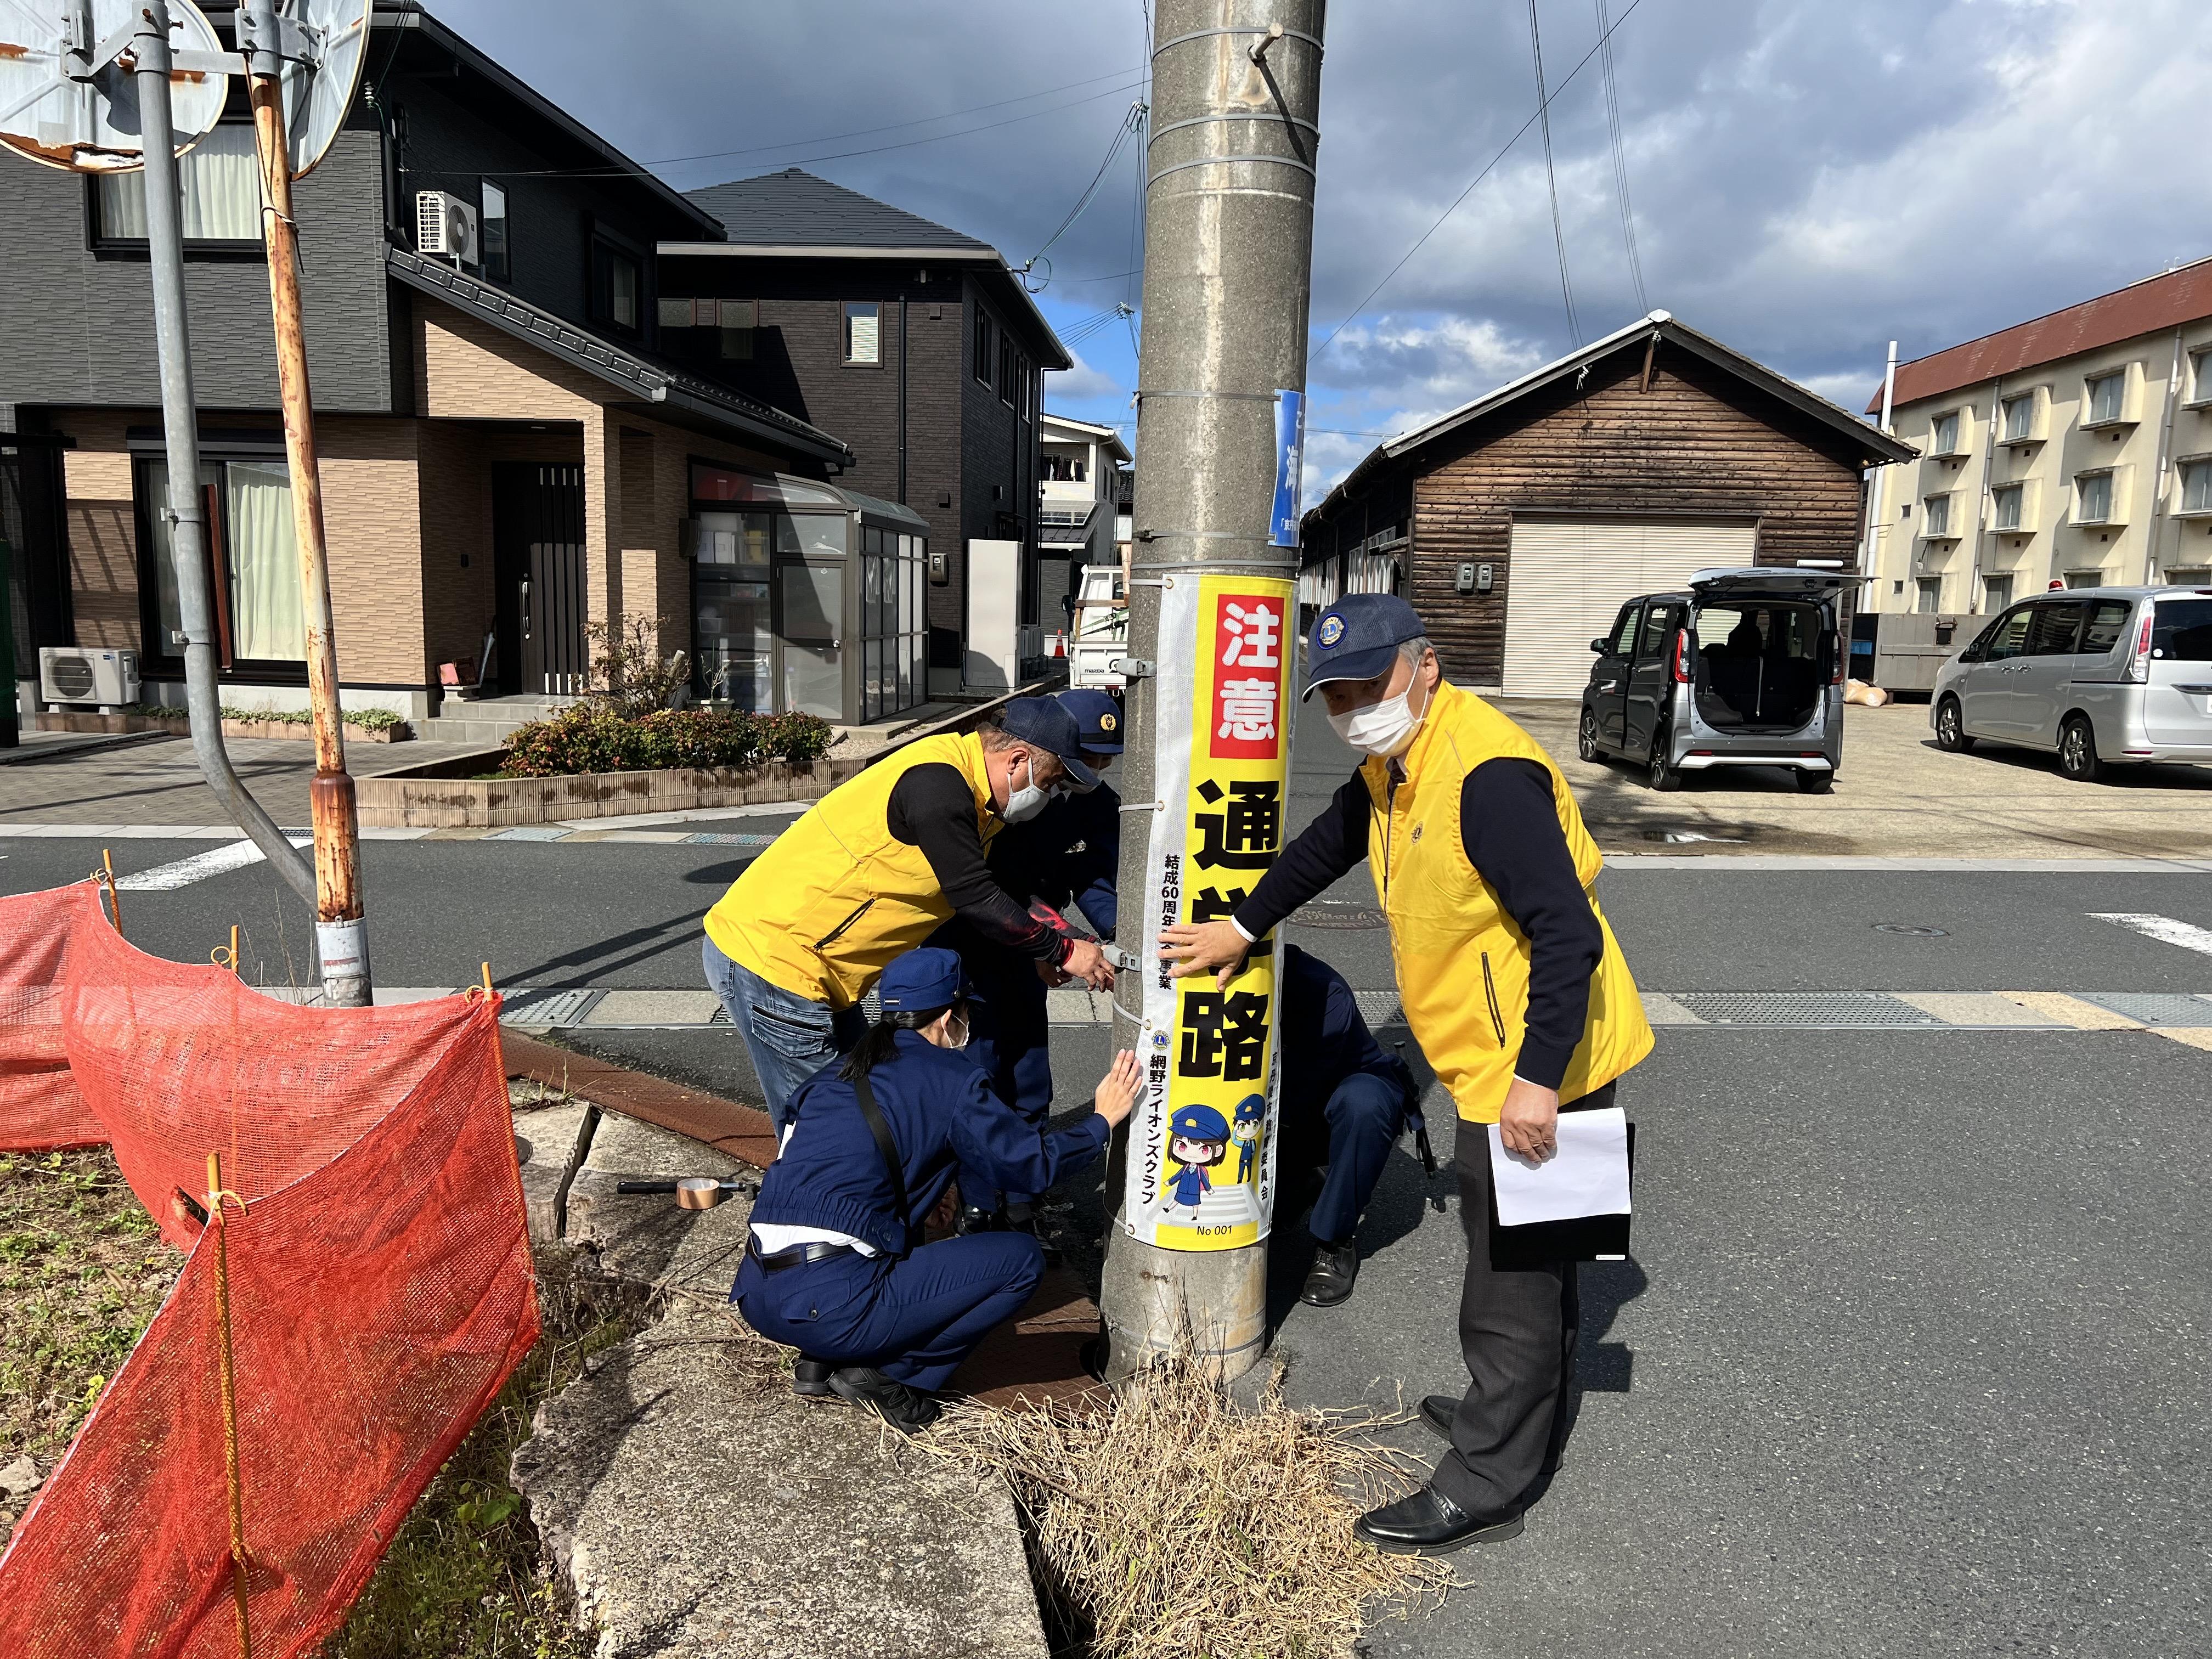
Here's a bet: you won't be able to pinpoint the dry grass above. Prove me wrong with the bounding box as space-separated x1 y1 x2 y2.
923 1353 1451 1659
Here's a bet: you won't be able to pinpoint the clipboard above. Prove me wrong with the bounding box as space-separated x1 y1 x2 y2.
1487 1119 1635 1269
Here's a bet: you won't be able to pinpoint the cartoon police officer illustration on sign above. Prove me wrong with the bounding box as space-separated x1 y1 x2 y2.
1158 1103 1229 1223
1229 1093 1265 1184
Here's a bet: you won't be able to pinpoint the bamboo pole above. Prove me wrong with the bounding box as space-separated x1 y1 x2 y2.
98 848 121 935
206 1152 251 1658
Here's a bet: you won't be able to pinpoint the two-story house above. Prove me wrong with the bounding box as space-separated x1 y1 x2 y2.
656 168 1070 699
2 4 1064 733
1037 413 1132 627
1863 259 2212 618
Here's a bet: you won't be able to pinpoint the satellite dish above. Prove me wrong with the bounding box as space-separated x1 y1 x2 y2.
0 0 228 173
266 0 369 180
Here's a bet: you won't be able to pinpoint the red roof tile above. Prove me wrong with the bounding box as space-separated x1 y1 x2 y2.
1865 259 2212 414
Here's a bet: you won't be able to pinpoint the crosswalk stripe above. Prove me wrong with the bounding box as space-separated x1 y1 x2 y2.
116 838 303 891
2090 912 2212 958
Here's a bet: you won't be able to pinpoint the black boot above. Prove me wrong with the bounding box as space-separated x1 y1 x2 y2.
955 1204 1001 1236
1299 1238 1359 1307
793 1355 835 1398
1353 1485 1523 1555
827 1366 943 1434
1004 1203 1062 1268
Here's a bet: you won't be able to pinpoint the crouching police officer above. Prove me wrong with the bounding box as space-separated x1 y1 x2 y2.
734 946 1140 1433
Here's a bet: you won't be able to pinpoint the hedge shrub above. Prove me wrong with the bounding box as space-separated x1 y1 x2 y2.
498 704 836 778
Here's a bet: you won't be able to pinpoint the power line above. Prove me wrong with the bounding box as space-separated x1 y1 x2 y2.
1310 0 1647 366
1595 0 1648 312
1527 0 1582 346
1024 99 1149 281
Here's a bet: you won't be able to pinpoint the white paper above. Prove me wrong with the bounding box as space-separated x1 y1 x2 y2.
1487 1107 1631 1226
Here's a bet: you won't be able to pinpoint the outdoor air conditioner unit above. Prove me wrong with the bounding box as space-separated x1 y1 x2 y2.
40 646 139 709
415 190 479 266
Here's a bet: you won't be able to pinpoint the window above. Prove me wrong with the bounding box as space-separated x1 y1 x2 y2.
590 237 641 335
2025 601 2085 656
1043 454 1088 483
95 123 259 245
2081 599 2132 654
2001 393 2035 442
659 298 755 358
136 455 305 668
998 332 1015 405
2063 570 2103 589
1922 493 1953 537
1636 603 1680 661
2151 598 2212 662
1607 603 1641 657
1930 410 1960 454
1915 577 1943 614
1983 606 2033 659
2085 371 2126 424
2190 348 2212 407
974 309 996 385
2180 459 2212 515
2076 471 2114 523
1982 573 2012 613
480 180 509 281
858 524 929 721
1993 484 2024 531
843 302 881 365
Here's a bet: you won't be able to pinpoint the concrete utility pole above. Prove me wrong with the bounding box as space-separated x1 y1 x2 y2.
242 0 370 1007
1098 0 1325 1384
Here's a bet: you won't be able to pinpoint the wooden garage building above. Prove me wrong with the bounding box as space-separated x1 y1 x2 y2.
1297 312 1916 695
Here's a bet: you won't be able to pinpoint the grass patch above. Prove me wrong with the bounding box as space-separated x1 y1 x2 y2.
0 1148 177 1476
923 1354 1448 1659
320 1246 651 1659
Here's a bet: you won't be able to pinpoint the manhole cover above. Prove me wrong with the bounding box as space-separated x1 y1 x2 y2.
1873 923 1950 936
1291 906 1387 930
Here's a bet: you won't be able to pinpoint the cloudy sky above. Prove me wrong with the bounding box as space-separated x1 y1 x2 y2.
433 0 2212 496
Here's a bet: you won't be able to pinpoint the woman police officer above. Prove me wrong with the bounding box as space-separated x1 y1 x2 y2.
734 945 1139 1432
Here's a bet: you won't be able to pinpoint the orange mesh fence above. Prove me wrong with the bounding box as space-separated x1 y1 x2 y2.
0 881 540 1659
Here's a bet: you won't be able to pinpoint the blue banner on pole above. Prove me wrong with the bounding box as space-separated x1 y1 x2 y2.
1270 389 1305 548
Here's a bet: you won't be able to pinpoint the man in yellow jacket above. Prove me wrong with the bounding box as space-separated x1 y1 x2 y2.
706 697 1116 1130
1161 593 1652 1555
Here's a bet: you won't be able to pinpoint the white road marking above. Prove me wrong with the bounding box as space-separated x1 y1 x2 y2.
2089 912 2212 959
116 837 307 892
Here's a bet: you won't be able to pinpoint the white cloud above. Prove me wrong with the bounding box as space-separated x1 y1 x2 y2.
1043 351 1124 403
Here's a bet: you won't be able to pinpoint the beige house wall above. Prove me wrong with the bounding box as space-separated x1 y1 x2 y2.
1867 317 2212 614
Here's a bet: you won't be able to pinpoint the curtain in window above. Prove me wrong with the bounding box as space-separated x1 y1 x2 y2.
99 125 261 240
227 462 305 661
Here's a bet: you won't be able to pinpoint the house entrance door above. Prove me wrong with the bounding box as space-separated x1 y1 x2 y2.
492 463 587 696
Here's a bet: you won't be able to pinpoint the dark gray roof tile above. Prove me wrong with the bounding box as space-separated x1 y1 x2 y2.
685 168 994 251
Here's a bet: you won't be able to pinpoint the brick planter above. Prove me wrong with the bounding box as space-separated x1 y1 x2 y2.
355 751 868 828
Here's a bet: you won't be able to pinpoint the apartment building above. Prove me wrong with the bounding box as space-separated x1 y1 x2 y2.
1036 413 1131 625
1863 259 2212 617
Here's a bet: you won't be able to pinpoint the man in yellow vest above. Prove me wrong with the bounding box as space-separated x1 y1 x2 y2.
1161 593 1652 1555
706 697 1117 1130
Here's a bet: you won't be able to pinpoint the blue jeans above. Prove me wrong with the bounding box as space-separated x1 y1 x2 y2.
703 936 865 1133
733 1231 1045 1392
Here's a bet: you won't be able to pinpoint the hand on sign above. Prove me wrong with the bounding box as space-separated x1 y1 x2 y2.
1063 936 1116 991
1093 1049 1141 1128
1497 1078 1561 1163
1158 919 1250 991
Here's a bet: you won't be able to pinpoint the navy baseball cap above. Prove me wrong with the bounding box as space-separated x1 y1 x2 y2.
1302 593 1427 701
1001 696 1100 789
878 947 971 1014
1054 687 1124 754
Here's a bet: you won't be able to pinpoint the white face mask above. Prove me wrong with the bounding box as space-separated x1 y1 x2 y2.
1328 681 1426 757
1003 753 1054 823
945 1012 971 1051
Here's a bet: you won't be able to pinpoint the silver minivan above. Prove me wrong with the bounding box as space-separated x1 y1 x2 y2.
1930 586 2212 781
1578 568 1858 793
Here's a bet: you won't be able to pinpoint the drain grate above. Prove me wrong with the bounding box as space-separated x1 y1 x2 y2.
1671 992 1945 1029
501 988 601 1027
1353 990 1406 1027
1291 906 1388 930
489 826 573 842
2072 991 2212 1028
682 832 782 846
708 1004 732 1025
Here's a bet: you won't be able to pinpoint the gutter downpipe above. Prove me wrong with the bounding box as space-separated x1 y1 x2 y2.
2144 328 2184 585
1864 340 1898 595
132 3 317 907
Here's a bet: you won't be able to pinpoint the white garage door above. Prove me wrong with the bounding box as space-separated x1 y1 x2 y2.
1502 516 1757 697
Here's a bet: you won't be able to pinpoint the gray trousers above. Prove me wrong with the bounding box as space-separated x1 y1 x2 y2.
1429 1082 1612 1520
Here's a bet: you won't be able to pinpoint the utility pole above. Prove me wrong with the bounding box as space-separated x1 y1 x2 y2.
1098 0 1325 1384
241 0 370 1007
128 1 323 917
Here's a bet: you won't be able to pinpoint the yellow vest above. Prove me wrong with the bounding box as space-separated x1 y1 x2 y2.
705 732 1001 1009
1361 680 1653 1123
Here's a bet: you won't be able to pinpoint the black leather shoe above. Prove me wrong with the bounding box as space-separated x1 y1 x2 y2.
827 1365 943 1434
955 1204 1001 1236
1353 1485 1524 1555
1299 1239 1359 1307
793 1355 835 1398
1418 1393 1456 1442
1005 1206 1063 1268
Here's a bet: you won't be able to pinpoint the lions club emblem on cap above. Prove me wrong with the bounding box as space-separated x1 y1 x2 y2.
1317 614 1345 648
1099 711 1118 731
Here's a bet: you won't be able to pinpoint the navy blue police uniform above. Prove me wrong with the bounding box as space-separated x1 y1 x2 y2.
732 949 1108 1395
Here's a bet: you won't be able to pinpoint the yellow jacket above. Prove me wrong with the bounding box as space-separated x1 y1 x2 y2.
704 732 1000 1008
1361 680 1653 1122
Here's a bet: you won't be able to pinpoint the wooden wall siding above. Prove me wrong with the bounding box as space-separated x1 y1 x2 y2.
1403 348 1870 686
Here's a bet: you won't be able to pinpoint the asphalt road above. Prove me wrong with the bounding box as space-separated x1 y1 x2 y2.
5 705 2210 1657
